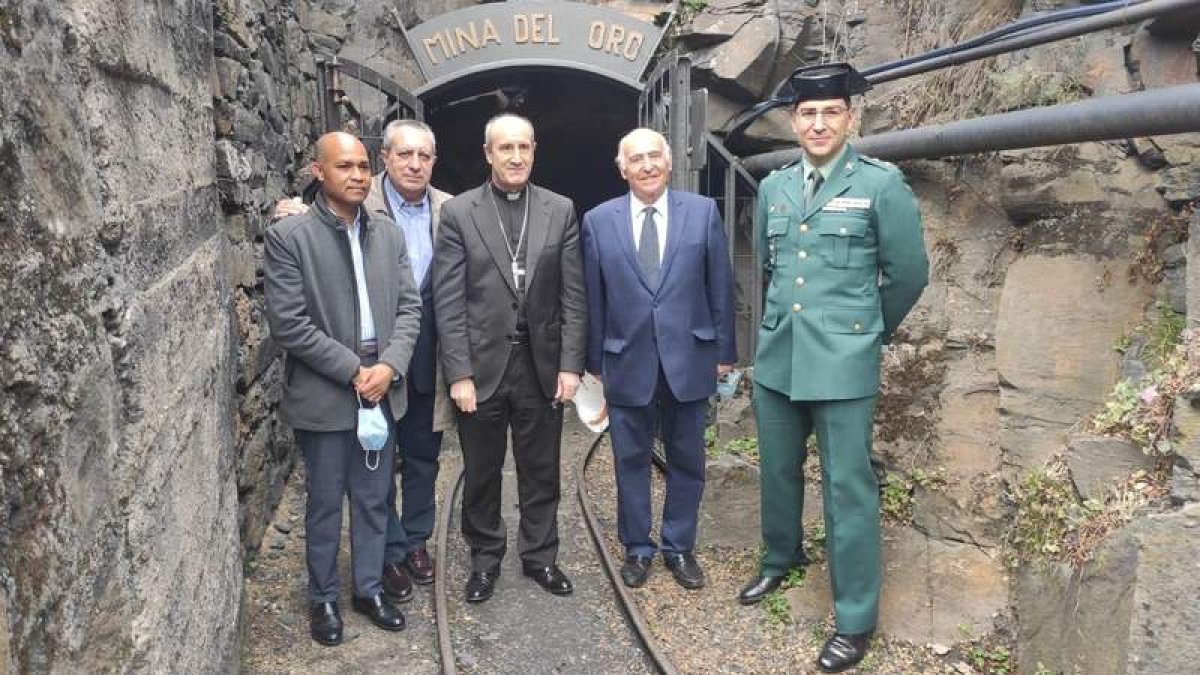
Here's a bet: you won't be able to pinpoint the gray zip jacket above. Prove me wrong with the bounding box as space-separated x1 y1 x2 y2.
264 194 422 431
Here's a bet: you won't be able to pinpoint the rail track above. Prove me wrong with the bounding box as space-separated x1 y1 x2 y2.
432 432 678 675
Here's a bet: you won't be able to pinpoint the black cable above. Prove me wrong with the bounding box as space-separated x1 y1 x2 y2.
861 0 1146 77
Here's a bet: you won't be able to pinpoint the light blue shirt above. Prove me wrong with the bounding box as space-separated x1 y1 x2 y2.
384 179 433 287
346 214 376 343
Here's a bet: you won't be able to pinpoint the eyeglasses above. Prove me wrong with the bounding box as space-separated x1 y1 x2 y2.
795 106 849 124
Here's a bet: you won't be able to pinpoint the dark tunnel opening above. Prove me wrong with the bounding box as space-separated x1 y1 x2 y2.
422 67 639 215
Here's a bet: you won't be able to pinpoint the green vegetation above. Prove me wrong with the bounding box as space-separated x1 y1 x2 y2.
880 467 947 523
761 590 792 627
982 64 1088 114
968 645 1013 675
705 431 760 461
782 566 806 590
1007 458 1155 566
1006 463 1080 559
1093 304 1191 456
804 521 827 564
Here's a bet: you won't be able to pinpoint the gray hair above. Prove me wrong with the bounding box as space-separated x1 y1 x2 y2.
483 113 535 146
382 119 436 151
615 128 671 171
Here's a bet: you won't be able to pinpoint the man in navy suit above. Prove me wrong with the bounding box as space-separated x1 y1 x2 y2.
581 128 736 589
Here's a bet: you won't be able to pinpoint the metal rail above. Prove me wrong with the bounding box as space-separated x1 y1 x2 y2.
577 435 678 675
742 82 1200 175
432 438 677 675
433 471 464 675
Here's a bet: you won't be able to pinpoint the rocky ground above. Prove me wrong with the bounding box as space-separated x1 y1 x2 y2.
586 440 1009 675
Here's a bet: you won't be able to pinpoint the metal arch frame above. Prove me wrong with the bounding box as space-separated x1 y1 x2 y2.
638 51 707 193
317 57 424 172
413 58 644 98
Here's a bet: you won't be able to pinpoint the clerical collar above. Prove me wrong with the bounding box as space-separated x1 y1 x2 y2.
490 182 526 201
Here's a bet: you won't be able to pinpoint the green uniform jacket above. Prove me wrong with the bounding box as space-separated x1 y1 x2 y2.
754 145 929 401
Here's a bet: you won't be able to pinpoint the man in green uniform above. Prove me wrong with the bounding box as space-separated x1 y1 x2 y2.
737 63 929 673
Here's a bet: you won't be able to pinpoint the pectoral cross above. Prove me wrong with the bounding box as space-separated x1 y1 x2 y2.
512 261 526 288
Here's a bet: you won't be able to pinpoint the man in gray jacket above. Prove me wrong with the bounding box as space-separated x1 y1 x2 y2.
264 132 422 646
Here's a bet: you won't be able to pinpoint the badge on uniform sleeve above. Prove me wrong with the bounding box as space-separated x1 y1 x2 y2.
824 197 871 212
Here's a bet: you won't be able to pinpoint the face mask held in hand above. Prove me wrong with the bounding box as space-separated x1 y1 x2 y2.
356 394 389 471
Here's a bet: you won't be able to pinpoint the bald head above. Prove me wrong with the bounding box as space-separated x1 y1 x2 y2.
616 128 672 203
616 128 670 171
311 132 371 220
314 131 365 162
483 114 537 192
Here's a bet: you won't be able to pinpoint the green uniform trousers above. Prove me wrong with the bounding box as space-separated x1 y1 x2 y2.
754 382 880 635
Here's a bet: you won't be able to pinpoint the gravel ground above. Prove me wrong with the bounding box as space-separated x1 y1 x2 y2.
240 438 463 674
442 415 653 674
585 438 973 675
243 415 654 675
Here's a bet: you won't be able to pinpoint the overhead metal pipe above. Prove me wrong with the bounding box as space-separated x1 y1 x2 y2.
868 0 1200 84
742 83 1200 175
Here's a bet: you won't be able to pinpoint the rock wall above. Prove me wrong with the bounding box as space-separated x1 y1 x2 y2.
0 0 240 671
0 0 1196 671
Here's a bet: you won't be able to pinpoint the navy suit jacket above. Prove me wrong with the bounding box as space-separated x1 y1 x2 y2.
582 190 736 407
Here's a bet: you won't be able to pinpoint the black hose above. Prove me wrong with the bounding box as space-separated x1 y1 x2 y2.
861 0 1147 77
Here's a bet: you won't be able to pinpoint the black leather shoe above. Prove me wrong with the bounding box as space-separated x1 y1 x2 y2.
523 564 574 596
817 632 872 673
663 552 705 589
309 601 343 646
620 555 653 588
351 593 406 632
381 561 413 603
737 575 784 605
405 547 436 585
465 567 499 603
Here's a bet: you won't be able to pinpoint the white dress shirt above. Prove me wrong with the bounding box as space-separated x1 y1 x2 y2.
630 189 669 263
345 215 376 343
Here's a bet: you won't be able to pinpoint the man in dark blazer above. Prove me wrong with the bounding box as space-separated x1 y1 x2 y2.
264 132 422 645
433 113 587 603
581 128 736 590
363 120 454 597
273 120 455 599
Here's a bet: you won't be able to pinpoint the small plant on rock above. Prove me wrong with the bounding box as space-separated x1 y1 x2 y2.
761 590 792 627
968 644 1013 675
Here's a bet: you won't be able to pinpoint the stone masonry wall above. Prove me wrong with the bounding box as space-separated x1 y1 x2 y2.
0 0 240 671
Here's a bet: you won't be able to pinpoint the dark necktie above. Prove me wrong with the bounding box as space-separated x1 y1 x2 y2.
806 171 823 204
638 206 660 287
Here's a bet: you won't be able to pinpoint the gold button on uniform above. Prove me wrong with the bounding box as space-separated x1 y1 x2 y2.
840 227 848 235
798 250 808 259
795 277 805 286
799 223 809 232
792 303 802 312
854 322 862 331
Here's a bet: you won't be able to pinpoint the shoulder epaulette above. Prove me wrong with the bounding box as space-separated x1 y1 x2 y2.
858 154 899 173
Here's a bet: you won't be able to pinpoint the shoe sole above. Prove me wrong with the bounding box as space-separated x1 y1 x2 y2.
383 589 413 604
404 563 436 586
464 591 493 604
737 593 766 606
312 633 343 647
350 605 406 632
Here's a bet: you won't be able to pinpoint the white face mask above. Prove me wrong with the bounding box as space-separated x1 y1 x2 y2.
356 396 390 471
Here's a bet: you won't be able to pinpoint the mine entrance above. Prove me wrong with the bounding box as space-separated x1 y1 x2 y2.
421 67 638 215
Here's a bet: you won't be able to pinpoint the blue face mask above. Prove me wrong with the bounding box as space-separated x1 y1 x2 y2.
356 396 390 471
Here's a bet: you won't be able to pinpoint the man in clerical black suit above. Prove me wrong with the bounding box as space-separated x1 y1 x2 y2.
433 113 587 603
